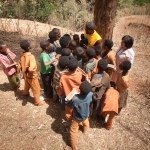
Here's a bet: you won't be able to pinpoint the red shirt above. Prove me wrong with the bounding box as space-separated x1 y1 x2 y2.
0 49 16 75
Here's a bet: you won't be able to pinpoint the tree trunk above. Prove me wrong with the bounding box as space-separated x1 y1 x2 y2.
94 0 118 41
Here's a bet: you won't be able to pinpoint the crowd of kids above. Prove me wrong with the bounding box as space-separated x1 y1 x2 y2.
0 22 135 150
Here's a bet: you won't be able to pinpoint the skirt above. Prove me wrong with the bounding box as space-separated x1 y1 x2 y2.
118 90 128 108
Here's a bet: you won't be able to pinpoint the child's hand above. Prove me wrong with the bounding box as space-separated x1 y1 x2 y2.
53 59 58 63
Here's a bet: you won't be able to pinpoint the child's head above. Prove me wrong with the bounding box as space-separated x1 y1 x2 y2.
58 56 69 69
103 39 113 50
52 28 61 39
121 35 134 50
76 47 84 57
69 40 77 55
80 33 85 40
60 36 71 48
86 47 95 59
94 46 102 56
85 22 96 35
63 34 71 40
98 59 108 72
61 48 71 56
0 41 7 53
67 58 78 71
20 40 31 52
73 34 80 44
120 61 131 71
110 81 116 89
80 81 91 95
48 31 57 42
40 40 50 51
80 38 88 47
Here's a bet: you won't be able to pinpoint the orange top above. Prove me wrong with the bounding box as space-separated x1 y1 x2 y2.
100 87 119 114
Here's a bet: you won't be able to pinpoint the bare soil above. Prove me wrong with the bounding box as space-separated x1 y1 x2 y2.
0 15 150 150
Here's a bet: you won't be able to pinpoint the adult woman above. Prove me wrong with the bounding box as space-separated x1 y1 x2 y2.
112 35 135 82
84 22 102 48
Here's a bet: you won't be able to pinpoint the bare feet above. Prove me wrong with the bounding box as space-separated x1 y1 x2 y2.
35 101 45 106
63 145 76 150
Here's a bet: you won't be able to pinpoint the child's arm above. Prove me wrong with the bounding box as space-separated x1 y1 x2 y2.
7 62 17 68
44 59 57 66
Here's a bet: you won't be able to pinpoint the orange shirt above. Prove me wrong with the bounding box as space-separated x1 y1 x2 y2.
100 87 119 114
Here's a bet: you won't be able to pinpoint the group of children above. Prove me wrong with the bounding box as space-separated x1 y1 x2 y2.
0 24 133 150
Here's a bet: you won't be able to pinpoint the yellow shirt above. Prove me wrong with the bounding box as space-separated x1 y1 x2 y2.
84 30 102 47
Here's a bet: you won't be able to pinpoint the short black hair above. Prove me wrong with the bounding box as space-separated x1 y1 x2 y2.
59 36 70 48
52 28 60 33
94 46 102 55
104 39 113 49
98 59 108 71
86 47 95 58
76 47 84 56
63 34 71 40
0 41 5 49
40 40 50 50
80 33 85 40
61 48 71 56
122 35 134 48
73 34 79 40
67 58 78 71
80 38 88 47
80 81 91 95
85 22 97 30
48 31 57 40
110 81 116 88
20 40 30 51
122 61 131 71
58 56 69 69
69 40 77 48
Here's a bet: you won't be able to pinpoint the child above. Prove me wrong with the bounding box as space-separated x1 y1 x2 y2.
79 35 88 57
94 46 102 61
57 58 85 120
68 40 77 57
73 34 80 46
75 47 87 69
83 47 97 80
0 41 20 91
52 28 61 47
90 59 110 119
64 81 93 150
100 82 119 130
116 61 131 113
52 56 69 102
56 35 71 55
102 39 116 80
17 40 44 106
40 40 57 99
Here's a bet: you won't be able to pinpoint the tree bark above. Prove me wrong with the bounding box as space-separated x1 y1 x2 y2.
94 0 118 41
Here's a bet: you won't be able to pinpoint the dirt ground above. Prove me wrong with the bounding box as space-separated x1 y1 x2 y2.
0 15 150 150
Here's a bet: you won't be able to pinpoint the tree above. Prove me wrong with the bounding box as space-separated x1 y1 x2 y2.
94 0 119 41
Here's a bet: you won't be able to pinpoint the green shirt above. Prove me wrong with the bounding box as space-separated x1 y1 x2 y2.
40 52 51 74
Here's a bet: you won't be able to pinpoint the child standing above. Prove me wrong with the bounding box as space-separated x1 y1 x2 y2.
102 39 116 80
57 58 85 120
83 47 97 80
73 34 80 46
0 41 20 91
100 82 119 130
64 81 93 150
90 59 110 119
40 40 57 99
116 61 131 113
17 40 44 106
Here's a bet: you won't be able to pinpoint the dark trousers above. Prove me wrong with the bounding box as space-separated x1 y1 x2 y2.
40 73 53 98
90 99 100 118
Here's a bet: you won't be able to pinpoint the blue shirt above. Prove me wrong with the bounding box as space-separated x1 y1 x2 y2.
67 92 93 121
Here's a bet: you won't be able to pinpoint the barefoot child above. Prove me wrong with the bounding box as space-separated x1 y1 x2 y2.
100 82 119 130
64 81 93 150
17 40 45 106
116 61 131 113
0 41 20 91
